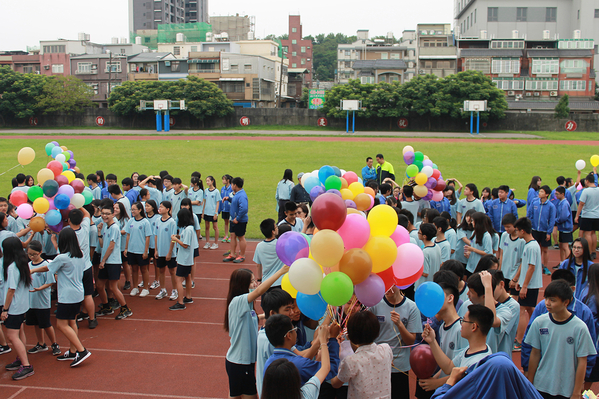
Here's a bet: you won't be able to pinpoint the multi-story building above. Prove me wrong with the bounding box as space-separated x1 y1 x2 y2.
280 15 313 86
127 52 177 81
210 15 253 41
185 0 208 24
70 54 129 107
416 23 458 78
129 0 185 32
39 36 104 77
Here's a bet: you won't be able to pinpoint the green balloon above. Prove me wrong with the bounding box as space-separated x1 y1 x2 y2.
324 175 342 191
61 162 69 171
406 164 419 178
432 163 438 170
63 151 71 162
301 233 312 246
414 160 424 171
45 143 55 156
82 188 94 205
320 272 354 306
414 151 424 162
27 186 44 202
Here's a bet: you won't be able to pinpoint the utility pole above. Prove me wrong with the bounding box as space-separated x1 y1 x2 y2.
278 48 286 108
107 50 112 98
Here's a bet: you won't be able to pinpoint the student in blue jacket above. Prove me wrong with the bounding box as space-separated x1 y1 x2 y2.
554 186 574 263
223 177 249 264
526 176 542 207
488 185 518 234
526 185 556 273
559 238 593 301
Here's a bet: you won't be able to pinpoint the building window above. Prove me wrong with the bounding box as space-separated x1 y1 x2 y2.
191 46 197 52
171 61 180 72
491 41 525 49
360 76 374 84
301 58 306 65
532 59 559 74
390 53 400 59
525 80 558 90
381 53 388 59
464 58 490 74
43 45 66 54
560 80 586 91
492 79 524 90
283 46 289 53
292 27 297 33
219 81 244 93
491 59 520 74
560 59 588 73
546 7 557 22
230 64 238 72
301 46 306 53
174 46 180 55
467 16 470 30
244 64 252 71
77 62 92 74
292 63 297 68
51 64 64 73
345 61 352 68
517 8 527 22
475 9 477 23
292 51 297 57
595 9 599 18
345 50 351 57
488 7 498 22
105 62 121 73
292 39 297 44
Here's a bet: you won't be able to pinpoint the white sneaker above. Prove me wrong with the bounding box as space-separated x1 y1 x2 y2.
138 281 144 288
155 289 167 300
182 280 186 288
169 290 178 301
191 281 195 289
139 289 150 298
130 288 140 296
203 242 211 249
150 280 160 290
210 243 219 250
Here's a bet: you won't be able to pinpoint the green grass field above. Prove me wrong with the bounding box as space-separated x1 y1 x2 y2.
0 137 596 238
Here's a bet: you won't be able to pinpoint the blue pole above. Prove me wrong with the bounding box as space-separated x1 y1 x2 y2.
476 111 480 135
346 110 349 133
470 111 473 134
352 110 355 133
156 111 162 132
164 111 170 132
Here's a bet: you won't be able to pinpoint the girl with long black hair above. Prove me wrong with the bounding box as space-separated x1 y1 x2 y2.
559 237 593 300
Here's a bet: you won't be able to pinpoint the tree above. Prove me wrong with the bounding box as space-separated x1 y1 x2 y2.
305 33 356 81
554 94 570 119
321 79 377 118
38 75 95 114
400 74 443 124
0 65 47 120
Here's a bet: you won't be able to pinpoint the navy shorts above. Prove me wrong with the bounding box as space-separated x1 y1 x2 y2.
92 252 101 266
193 248 199 258
4 313 25 330
580 217 599 232
230 222 247 237
148 248 155 260
25 308 52 329
221 211 230 220
518 288 539 308
225 359 256 397
127 252 149 267
156 257 177 269
56 302 81 320
558 231 573 243
203 215 217 223
121 251 126 263
176 264 192 278
98 263 122 281
83 267 94 296
532 230 552 247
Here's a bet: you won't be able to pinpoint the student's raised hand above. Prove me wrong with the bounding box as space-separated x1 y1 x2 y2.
318 324 331 343
480 271 492 289
329 322 341 339
421 324 436 344
280 265 290 275
419 377 443 391
97 222 103 231
390 310 402 327
447 366 468 387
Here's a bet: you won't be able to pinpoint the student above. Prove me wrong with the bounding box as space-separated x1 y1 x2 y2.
220 174 233 243
251 219 286 289
431 192 451 215
527 176 542 207
202 176 221 250
473 254 498 274
497 214 525 301
95 205 132 320
87 174 102 200
276 169 295 223
370 285 422 399
144 200 160 291
96 170 107 191
169 178 188 221
440 212 457 255
416 223 442 288
444 186 459 221
162 174 174 204
554 186 574 263
114 201 132 290
453 209 474 267
362 157 377 183
278 202 304 233
433 217 452 263
400 186 419 224
138 175 163 206
1 237 33 379
125 202 152 298
121 177 139 206
399 209 422 249
100 173 117 200
222 177 248 263
526 280 596 399
441 260 469 306
153 201 178 301
558 237 593 300
189 176 204 237
168 209 195 310
180 198 200 288
527 185 556 274
464 212 493 278
224 265 290 399
511 217 543 352
576 172 599 260
456 184 485 225
108 184 131 218
90 200 104 297
487 185 518 234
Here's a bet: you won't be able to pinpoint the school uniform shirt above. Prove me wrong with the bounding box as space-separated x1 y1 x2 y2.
3 262 30 315
145 187 162 205
92 215 103 254
190 214 200 250
226 293 259 365
445 228 457 254
458 198 485 218
6 216 17 234
171 190 188 221
555 198 573 233
203 188 222 217
29 260 55 309
146 214 158 249
400 201 420 225
371 296 423 372
487 297 520 354
278 218 304 233
275 180 294 201
300 376 321 399
68 218 92 271
42 231 58 257
118 218 128 251
452 228 470 264
568 185 579 213
416 199 431 224
409 228 424 249
518 240 543 290
524 313 596 398
14 217 29 243
466 232 493 273
125 218 152 254
89 223 98 253
189 187 204 215
499 234 525 281
438 318 466 377
458 284 469 305
253 239 285 287
220 185 233 214
488 199 518 233
101 222 122 264
527 188 539 207
526 198 556 235
550 187 574 209
337 343 393 399
162 187 174 204
155 217 178 258
416 244 442 288
492 232 499 253
118 196 132 218
434 239 451 263
559 259 594 301
91 185 102 200
452 345 491 368
175 225 195 266
431 197 451 214
449 201 458 220
48 254 85 304
124 189 139 207
256 327 274 396
580 186 599 219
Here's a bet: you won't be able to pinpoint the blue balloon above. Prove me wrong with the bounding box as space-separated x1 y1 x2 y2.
51 146 63 158
304 176 322 194
310 185 325 202
318 165 335 185
296 292 328 321
54 194 70 210
357 177 363 185
332 166 341 177
415 282 445 318
45 209 62 226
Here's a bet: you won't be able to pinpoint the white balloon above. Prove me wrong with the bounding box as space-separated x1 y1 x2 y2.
576 159 586 171
55 154 66 163
70 193 85 208
288 258 323 295
422 166 434 178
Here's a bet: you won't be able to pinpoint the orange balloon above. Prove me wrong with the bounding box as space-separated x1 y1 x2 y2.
364 187 376 198
29 216 46 233
60 146 68 152
338 249 373 284
347 208 361 215
340 177 348 189
355 193 371 211
74 166 81 174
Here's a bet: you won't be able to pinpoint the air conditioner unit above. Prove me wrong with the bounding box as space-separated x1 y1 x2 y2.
507 91 515 96
550 91 558 96
515 94 523 99
44 65 49 70
526 92 532 97
534 92 540 96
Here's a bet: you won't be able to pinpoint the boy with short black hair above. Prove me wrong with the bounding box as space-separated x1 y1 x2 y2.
162 174 174 203
108 184 131 218
440 260 469 306
222 177 248 263
481 270 520 354
121 177 139 206
488 185 518 235
87 174 102 200
554 186 573 263
170 177 188 222
527 185 556 275
433 216 451 263
416 223 442 288
498 213 524 300
251 219 285 288
278 201 304 233
400 186 419 225
101 174 117 200
526 280 596 399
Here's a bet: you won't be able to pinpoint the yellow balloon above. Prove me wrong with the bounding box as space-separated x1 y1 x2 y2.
347 208 361 215
367 204 398 236
363 236 397 273
310 229 345 268
414 185 428 198
281 273 298 298
348 182 365 197
402 145 414 155
423 155 430 161
60 146 68 152
33 198 50 214
591 155 599 167
415 173 427 186
61 171 76 183
37 168 54 185
340 188 355 201
18 147 35 166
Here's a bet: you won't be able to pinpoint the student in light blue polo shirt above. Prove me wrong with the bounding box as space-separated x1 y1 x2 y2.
464 212 493 276
416 223 442 289
189 176 204 226
170 177 188 223
498 214 525 291
154 201 178 301
125 202 153 298
253 219 285 287
433 217 452 263
139 175 163 206
576 172 599 260
168 209 195 311
162 174 174 204
86 174 102 200
453 209 474 267
144 200 160 291
203 176 222 250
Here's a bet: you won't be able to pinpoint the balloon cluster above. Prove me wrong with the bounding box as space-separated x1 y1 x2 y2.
10 141 93 234
45 141 79 172
574 155 599 189
402 145 445 201
277 165 425 321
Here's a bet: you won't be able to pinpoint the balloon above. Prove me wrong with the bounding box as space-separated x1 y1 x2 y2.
74 166 81 174
406 164 419 178
345 200 356 209
414 160 423 171
410 345 438 379
342 171 358 185
288 258 323 295
68 159 77 168
355 273 386 307
339 177 348 190
435 179 447 192
71 193 85 208
57 184 75 198
578 183 583 190
423 159 433 168
414 151 424 162
320 272 354 306
45 209 62 226
348 182 364 197
304 176 322 194
311 229 345 268
367 205 398 237
318 165 335 185
390 225 410 247
281 273 298 298
403 151 415 165
592 155 599 167
51 141 59 146
45 143 56 156
60 146 68 152
576 159 586 171
395 266 423 287
415 282 445 318
325 175 342 191
47 160 63 177
363 236 397 273
415 173 427 186
27 186 43 202
337 213 371 249
61 171 76 183
16 203 33 219
54 175 68 187
311 193 347 231
70 179 85 194
338 249 373 284
276 231 309 266
425 177 437 189
49 221 63 233
37 168 54 185
354 193 372 211
42 180 59 197
326 189 341 197
432 169 441 180
32 197 50 214
55 153 66 163
29 216 46 233
310 185 325 202
414 185 428 198
51 146 63 158
422 166 434 178
63 151 71 162
432 191 444 201
18 147 35 166
9 191 28 207
82 188 94 205
61 162 69 172
392 243 424 280
423 189 433 201
296 292 328 321
376 267 397 291
67 150 74 160
402 145 414 154
340 188 354 201
364 187 376 198
54 194 71 210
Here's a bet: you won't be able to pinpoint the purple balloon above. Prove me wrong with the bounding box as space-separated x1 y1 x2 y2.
310 185 325 202
326 189 342 198
68 159 76 167
425 177 437 189
49 221 63 233
423 189 434 201
397 283 413 290
275 231 309 266
423 160 434 167
345 200 357 209
355 273 386 307
67 150 74 159
403 151 415 165
51 141 59 146
57 184 75 198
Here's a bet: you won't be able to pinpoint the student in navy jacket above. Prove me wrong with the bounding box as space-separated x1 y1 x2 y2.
488 185 518 234
554 186 574 263
526 185 556 271
223 177 248 263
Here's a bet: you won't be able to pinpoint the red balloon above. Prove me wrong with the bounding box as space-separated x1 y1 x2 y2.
376 267 397 292
435 179 446 192
311 193 347 231
55 175 69 187
395 265 423 286
70 179 85 194
9 191 28 207
432 169 441 180
47 161 63 177
410 344 438 379
60 204 75 219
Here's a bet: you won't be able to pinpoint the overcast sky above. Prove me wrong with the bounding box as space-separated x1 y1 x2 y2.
2 0 453 50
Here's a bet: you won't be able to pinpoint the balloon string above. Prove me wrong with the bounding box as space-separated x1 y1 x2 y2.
0 164 22 176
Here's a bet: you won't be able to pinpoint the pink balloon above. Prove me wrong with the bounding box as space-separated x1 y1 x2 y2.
355 273 386 307
432 190 444 202
57 184 75 198
577 183 583 190
337 213 371 249
16 203 34 219
342 171 359 185
369 195 374 209
390 225 410 247
392 243 424 280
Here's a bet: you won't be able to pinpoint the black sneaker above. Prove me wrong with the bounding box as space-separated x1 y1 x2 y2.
0 345 12 355
592 253 597 260
6 357 21 370
57 351 76 361
95 305 114 317
12 365 34 380
70 349 91 367
76 312 89 322
109 298 120 310
92 289 99 298
169 303 186 311
88 318 98 329
27 343 48 354
115 307 132 320
183 297 194 304
51 343 61 356
123 281 131 290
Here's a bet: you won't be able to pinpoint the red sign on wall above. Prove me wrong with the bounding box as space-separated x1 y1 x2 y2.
565 121 577 131
95 116 105 126
397 118 408 129
317 117 328 127
240 116 250 126
29 117 38 126
170 117 175 127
